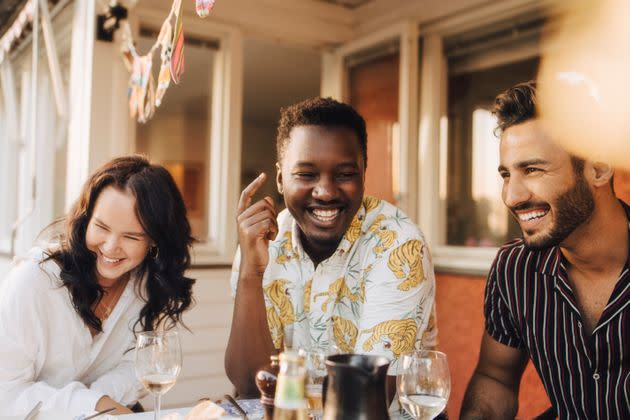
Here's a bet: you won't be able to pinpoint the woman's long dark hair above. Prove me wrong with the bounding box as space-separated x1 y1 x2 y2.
47 155 195 333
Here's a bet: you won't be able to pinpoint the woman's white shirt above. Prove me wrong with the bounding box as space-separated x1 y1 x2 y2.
0 247 147 416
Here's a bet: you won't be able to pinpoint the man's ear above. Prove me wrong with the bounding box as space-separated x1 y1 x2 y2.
588 161 614 187
276 162 283 194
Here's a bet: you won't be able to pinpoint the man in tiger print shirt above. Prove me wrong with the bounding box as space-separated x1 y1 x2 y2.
225 97 437 399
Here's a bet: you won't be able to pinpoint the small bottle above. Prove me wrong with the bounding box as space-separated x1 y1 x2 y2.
272 351 308 420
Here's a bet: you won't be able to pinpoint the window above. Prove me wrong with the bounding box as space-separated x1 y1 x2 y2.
130 15 243 264
240 38 321 208
444 58 538 247
418 9 546 272
135 30 219 241
348 46 400 204
0 2 73 259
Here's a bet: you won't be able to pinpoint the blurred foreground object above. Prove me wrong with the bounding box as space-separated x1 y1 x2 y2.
538 0 630 170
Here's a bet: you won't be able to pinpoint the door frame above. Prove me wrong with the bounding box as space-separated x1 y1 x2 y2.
321 21 419 219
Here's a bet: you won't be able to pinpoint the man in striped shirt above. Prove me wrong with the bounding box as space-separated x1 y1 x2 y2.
461 81 629 419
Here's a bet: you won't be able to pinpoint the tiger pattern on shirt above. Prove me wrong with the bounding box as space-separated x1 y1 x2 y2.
275 231 294 264
388 239 424 291
361 318 417 358
368 214 397 255
303 278 313 314
313 276 365 312
331 315 358 353
344 196 382 243
264 279 295 348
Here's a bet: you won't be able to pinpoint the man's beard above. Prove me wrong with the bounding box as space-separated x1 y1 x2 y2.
521 175 595 250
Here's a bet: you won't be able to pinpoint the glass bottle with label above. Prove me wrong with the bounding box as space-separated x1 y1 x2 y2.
273 351 308 420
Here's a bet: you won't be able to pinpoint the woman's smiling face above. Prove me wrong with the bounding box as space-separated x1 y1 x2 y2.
85 186 152 287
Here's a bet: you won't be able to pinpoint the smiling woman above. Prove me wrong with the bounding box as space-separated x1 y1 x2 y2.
0 155 195 417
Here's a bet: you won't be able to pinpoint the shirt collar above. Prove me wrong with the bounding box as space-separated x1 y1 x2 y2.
290 219 305 260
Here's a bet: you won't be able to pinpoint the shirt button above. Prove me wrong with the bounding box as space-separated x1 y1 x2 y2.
593 373 600 380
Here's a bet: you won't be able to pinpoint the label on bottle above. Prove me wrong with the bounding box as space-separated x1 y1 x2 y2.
274 375 307 410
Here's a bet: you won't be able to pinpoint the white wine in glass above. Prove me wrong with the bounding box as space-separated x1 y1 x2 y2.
298 347 327 420
397 350 450 420
135 330 182 420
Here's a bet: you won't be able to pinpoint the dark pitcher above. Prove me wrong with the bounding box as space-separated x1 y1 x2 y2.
322 354 390 420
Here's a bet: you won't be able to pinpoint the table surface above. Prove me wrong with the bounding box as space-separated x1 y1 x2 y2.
0 401 414 420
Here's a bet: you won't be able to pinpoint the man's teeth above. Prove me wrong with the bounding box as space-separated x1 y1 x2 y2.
312 209 340 221
519 210 548 222
102 255 121 263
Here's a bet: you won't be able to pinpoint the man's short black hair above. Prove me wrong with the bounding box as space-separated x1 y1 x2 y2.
276 97 368 167
493 80 537 134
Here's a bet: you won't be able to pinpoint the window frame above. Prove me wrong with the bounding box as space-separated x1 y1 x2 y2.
132 7 244 265
0 2 73 258
417 1 545 275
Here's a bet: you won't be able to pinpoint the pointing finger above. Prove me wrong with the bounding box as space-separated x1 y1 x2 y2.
237 173 267 214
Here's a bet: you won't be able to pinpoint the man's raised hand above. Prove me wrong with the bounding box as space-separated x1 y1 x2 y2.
236 173 278 278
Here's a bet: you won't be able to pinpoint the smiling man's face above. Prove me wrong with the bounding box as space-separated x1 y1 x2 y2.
277 125 365 261
499 119 595 249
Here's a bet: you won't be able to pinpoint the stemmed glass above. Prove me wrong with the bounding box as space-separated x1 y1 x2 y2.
397 350 450 420
135 330 182 420
298 347 327 420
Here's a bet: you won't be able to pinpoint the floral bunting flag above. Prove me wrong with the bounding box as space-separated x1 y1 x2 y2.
119 0 217 122
170 0 185 85
155 21 173 107
196 0 215 18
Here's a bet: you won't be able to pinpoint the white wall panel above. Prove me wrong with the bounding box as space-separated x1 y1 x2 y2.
142 267 236 410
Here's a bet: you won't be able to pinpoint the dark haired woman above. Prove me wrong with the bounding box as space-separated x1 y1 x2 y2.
0 155 195 416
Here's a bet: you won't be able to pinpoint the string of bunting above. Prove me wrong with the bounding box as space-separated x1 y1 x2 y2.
120 0 216 123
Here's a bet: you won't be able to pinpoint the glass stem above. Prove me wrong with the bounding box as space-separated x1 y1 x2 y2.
154 392 161 420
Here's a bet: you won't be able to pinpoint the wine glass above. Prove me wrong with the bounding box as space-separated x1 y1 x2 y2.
397 350 450 420
135 330 182 420
298 347 327 420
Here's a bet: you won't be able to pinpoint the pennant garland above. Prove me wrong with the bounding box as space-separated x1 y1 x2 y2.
170 0 185 85
155 21 173 106
196 0 215 18
120 0 216 123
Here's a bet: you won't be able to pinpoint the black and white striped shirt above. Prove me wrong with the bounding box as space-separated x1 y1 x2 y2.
485 203 630 419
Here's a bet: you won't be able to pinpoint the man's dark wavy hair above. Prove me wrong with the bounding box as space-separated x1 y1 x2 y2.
276 97 368 168
492 80 614 187
46 155 195 333
493 80 537 134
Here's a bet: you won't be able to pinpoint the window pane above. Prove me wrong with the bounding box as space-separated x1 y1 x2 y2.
240 38 321 208
445 58 538 247
135 33 217 241
348 51 399 204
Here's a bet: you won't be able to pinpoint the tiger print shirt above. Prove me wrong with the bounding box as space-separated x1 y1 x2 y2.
231 196 437 373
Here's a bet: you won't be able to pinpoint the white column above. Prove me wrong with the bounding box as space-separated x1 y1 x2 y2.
320 50 344 100
0 62 19 251
417 34 445 248
65 0 95 209
397 21 419 220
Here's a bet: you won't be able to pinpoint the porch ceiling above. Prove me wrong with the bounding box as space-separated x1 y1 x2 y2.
316 0 373 9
